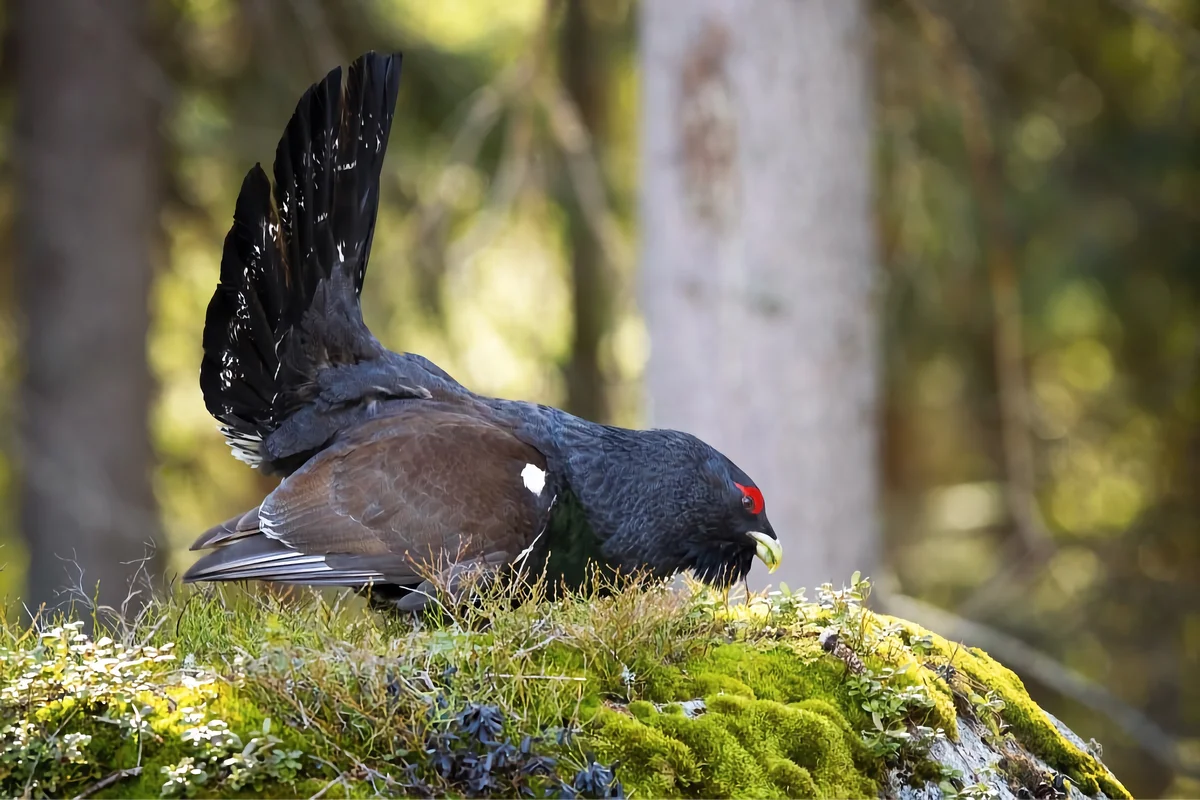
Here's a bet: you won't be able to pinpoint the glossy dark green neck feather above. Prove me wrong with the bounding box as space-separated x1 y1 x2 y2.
535 487 617 593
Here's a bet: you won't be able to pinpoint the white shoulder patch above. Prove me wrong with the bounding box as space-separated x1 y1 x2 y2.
521 463 546 496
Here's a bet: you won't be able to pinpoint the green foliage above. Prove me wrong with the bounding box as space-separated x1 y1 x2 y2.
0 621 174 797
0 576 1127 798
161 716 304 797
0 620 315 799
811 573 956 767
846 667 947 765
938 765 1003 800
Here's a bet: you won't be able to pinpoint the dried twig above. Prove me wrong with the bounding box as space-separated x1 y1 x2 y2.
307 773 346 800
70 767 143 800
483 673 587 682
818 628 866 675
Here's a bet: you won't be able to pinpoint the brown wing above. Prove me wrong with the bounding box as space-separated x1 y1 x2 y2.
183 406 554 587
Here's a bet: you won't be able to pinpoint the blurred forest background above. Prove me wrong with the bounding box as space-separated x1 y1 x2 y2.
0 0 1197 796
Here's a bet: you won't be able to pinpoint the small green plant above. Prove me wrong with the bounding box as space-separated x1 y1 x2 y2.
0 622 178 797
0 619 309 799
762 581 808 622
969 689 1009 738
939 764 1002 799
0 721 93 796
847 666 946 764
809 575 951 770
402 700 623 798
161 716 304 797
815 571 875 651
909 633 936 658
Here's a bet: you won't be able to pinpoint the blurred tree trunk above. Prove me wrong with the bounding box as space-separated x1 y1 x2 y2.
560 0 611 423
14 0 163 613
640 0 879 590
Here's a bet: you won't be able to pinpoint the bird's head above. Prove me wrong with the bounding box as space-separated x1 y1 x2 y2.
551 423 783 587
674 448 782 586
589 430 783 586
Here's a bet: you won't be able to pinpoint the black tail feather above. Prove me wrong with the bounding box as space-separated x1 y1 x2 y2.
200 52 403 467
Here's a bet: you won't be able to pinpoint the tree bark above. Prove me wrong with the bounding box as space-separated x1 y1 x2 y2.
561 0 611 424
640 0 880 590
14 0 163 613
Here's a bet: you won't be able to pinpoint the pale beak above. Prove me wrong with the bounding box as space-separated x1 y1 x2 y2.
747 531 783 573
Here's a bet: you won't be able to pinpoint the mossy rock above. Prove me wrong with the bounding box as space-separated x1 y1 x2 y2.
0 582 1128 799
883 616 1128 800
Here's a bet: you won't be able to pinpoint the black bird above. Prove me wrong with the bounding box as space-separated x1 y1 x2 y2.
183 51 782 608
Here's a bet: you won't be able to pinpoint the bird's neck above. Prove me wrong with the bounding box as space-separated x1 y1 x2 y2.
491 401 698 576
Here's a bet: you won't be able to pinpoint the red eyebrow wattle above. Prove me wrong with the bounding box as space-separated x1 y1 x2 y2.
735 482 764 515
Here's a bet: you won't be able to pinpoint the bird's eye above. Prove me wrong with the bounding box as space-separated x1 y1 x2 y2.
734 482 764 515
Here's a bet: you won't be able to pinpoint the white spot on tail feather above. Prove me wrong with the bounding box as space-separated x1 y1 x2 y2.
521 464 546 496
221 426 263 467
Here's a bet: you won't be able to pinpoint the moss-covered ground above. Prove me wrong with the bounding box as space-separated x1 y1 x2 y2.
0 576 1127 798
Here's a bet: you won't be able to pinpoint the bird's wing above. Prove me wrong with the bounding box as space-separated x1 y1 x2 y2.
184 407 557 588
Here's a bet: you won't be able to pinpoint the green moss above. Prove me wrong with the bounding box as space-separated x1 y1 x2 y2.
790 699 873 767
638 662 690 701
589 708 700 797
653 714 774 797
594 693 876 798
963 647 1127 799
685 644 842 705
687 671 756 699
724 698 876 795
627 700 657 722
287 777 379 799
88 683 315 799
765 757 817 798
919 668 960 739
792 697 852 734
870 646 960 740
887 617 1131 800
0 586 1126 799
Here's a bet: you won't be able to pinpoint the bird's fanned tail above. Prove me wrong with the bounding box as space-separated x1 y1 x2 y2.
199 52 405 472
